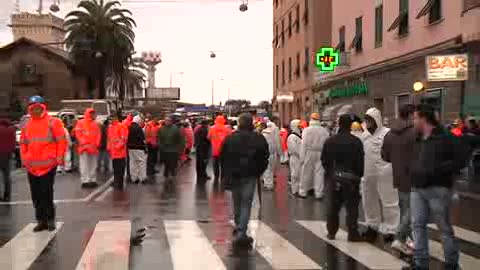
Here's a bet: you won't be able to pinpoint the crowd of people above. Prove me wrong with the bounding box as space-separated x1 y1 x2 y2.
0 95 479 269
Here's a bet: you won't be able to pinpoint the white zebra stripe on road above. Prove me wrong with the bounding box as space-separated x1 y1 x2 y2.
297 220 408 270
0 222 63 270
75 220 131 270
249 220 322 269
164 220 226 270
428 224 480 246
428 238 480 270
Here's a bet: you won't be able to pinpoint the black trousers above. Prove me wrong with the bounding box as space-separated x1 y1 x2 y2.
147 145 158 176
196 151 209 180
28 168 56 223
326 180 360 237
112 158 126 189
0 153 11 200
213 156 222 180
163 152 179 178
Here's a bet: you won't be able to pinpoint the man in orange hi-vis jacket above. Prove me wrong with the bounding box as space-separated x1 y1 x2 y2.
108 113 129 190
145 116 160 176
20 95 67 232
208 115 232 182
75 108 101 188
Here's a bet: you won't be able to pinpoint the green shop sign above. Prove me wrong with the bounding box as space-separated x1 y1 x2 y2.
328 82 368 99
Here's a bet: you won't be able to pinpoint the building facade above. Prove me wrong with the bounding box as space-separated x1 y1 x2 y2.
10 12 66 49
0 38 88 112
315 0 480 123
272 0 332 126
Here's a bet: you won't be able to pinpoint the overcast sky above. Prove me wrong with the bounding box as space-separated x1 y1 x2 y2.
0 0 273 105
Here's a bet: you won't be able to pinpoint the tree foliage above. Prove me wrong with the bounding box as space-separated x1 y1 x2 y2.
64 0 137 99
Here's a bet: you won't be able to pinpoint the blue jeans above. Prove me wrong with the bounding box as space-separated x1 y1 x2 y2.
411 187 459 269
232 177 257 238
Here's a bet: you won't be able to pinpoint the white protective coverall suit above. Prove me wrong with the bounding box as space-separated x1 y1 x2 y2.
264 118 282 173
299 119 329 198
57 127 72 173
262 122 280 189
287 120 302 194
360 107 400 234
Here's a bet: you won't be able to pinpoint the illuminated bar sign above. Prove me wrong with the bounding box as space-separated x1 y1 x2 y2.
328 82 368 98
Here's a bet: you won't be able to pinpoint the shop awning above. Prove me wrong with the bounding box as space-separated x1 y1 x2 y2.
416 0 436 19
321 104 344 121
336 104 353 117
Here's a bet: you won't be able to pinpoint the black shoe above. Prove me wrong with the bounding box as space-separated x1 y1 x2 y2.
233 235 254 247
347 234 365 242
47 221 56 231
402 265 429 270
327 234 335 240
294 193 307 199
363 227 378 243
33 222 48 232
383 233 395 243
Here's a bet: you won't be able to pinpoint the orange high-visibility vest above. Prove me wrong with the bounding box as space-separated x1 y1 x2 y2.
20 109 67 177
75 108 101 154
208 116 232 157
107 121 128 159
145 121 160 146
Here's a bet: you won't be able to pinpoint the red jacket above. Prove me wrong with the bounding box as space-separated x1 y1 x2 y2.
280 128 288 152
145 121 160 146
0 119 15 154
184 126 194 149
20 104 67 176
208 116 232 157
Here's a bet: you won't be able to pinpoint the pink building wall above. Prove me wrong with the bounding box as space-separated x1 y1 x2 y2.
330 0 480 75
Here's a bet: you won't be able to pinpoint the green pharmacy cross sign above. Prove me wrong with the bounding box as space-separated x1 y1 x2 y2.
315 47 339 72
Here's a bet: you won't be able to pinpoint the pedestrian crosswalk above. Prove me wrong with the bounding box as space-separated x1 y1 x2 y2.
0 219 479 270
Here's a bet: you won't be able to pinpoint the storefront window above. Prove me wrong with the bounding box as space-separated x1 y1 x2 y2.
419 88 443 121
395 94 411 118
374 98 384 114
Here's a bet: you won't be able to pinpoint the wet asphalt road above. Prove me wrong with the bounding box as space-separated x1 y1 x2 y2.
0 160 479 270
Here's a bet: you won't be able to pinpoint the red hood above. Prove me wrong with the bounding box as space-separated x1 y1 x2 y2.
28 103 48 120
83 108 95 121
215 116 226 126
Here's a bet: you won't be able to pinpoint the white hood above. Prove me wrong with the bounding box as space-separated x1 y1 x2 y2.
365 107 383 131
290 119 301 135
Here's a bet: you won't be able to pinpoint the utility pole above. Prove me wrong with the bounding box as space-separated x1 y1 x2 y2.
211 80 214 106
38 0 43 14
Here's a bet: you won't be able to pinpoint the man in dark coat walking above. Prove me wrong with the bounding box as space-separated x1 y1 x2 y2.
382 104 416 254
194 119 210 184
0 116 15 201
221 113 269 247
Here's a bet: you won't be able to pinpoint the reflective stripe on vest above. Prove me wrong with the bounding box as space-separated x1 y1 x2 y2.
28 158 57 166
21 118 56 145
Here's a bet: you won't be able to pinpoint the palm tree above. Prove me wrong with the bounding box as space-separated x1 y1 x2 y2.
64 0 136 99
106 58 146 105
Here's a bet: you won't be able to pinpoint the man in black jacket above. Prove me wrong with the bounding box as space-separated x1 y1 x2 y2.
194 120 210 184
321 114 364 242
382 104 416 254
221 113 269 247
406 104 464 270
127 116 147 184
